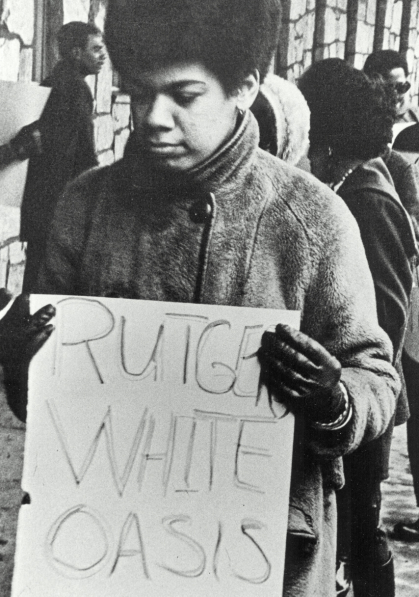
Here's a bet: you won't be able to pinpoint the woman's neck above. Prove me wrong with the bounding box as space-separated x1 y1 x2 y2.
331 157 363 188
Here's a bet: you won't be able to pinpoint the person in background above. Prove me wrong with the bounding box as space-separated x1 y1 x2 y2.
1 2 401 595
299 58 416 597
250 73 310 165
364 50 417 127
363 54 419 544
0 22 106 292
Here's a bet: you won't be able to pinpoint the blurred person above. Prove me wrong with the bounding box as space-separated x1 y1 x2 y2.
251 73 310 164
0 22 106 292
364 49 418 148
364 50 417 126
0 3 402 596
299 58 417 597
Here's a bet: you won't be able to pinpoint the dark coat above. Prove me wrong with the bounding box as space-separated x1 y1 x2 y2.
385 149 419 240
35 112 399 596
338 157 416 481
20 60 98 245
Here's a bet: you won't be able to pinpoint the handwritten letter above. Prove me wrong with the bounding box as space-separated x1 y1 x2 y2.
12 296 298 597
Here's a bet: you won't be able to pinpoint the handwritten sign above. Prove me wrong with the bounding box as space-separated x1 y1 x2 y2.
0 81 50 207
12 296 298 597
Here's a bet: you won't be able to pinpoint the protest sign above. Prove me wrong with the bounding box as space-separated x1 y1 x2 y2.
0 81 51 207
12 296 298 597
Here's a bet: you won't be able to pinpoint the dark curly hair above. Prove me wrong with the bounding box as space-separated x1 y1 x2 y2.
364 50 409 78
298 58 397 160
105 0 281 94
57 22 102 60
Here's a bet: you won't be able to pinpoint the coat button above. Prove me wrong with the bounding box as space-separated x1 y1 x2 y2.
189 198 213 223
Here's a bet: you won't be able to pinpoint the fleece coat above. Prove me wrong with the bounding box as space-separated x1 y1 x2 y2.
35 112 399 597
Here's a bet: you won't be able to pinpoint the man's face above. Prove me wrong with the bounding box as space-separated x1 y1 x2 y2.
79 34 106 76
124 62 241 171
387 67 410 116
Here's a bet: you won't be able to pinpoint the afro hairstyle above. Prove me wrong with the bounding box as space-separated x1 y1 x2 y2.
364 50 409 78
299 58 396 160
57 22 102 60
105 0 281 94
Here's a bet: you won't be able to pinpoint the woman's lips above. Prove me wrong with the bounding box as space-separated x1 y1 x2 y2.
147 142 185 156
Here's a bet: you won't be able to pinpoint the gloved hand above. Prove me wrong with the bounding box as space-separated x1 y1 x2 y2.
0 293 55 366
9 121 42 161
0 293 55 421
258 324 344 423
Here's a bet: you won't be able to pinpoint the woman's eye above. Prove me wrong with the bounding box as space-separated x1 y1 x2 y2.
175 93 198 106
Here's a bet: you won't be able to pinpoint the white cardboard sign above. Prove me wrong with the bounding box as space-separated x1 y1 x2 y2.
0 81 51 207
12 296 298 597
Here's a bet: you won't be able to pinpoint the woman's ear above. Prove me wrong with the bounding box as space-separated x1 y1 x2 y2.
236 70 260 111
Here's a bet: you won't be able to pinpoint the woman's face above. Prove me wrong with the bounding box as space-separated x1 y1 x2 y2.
124 62 250 171
308 146 331 183
387 67 410 116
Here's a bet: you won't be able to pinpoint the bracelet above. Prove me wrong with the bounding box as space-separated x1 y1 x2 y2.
311 382 352 431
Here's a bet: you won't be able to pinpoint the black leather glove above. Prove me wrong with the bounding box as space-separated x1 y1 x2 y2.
9 121 42 161
0 293 55 421
258 324 344 423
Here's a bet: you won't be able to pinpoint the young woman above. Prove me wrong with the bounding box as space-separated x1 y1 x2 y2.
299 58 416 597
2 3 401 596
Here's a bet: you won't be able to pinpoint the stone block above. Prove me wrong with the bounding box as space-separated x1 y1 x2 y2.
358 0 367 21
391 1 403 33
324 7 338 44
385 1 394 29
6 261 24 295
290 0 305 21
354 54 365 69
112 100 131 131
0 254 8 288
8 242 25 265
3 0 35 46
366 0 376 25
0 206 20 245
90 0 108 30
303 49 313 70
63 0 90 23
96 59 113 114
0 38 20 82
336 12 347 42
356 22 371 54
337 0 347 11
94 114 114 152
86 74 96 99
18 47 33 82
98 149 115 167
114 128 130 162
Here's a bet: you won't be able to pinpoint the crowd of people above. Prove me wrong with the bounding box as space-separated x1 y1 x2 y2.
0 1 419 596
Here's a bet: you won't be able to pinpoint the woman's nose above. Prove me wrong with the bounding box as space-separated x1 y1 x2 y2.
145 95 175 129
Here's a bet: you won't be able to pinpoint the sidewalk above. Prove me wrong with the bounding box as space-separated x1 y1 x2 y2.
381 423 419 596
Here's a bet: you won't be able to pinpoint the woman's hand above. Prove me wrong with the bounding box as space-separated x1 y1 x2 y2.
0 293 55 422
258 324 343 422
0 293 55 367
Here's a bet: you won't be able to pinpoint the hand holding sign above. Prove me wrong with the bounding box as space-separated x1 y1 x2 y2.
0 293 55 421
12 296 298 597
258 324 343 423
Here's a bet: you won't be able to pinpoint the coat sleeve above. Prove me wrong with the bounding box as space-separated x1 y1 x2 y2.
293 190 401 459
33 169 102 295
